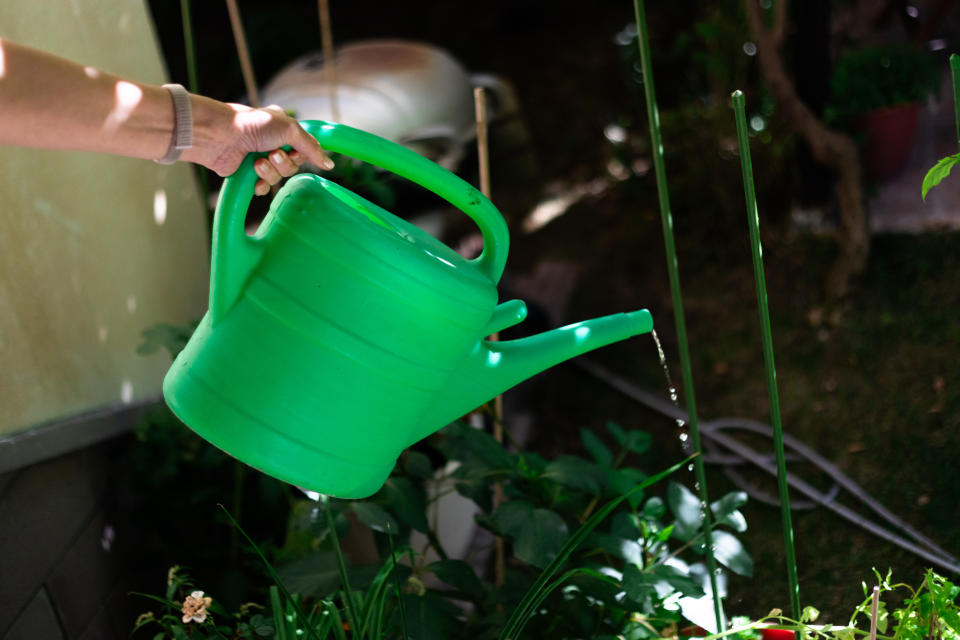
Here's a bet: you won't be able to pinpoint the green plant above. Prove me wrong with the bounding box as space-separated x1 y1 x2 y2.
923 54 960 201
705 569 960 640
825 44 940 130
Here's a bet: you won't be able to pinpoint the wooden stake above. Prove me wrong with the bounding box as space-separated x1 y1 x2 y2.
475 86 505 589
869 585 880 640
318 0 340 122
225 0 260 107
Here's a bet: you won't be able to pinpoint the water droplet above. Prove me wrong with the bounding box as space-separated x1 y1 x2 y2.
678 432 689 443
687 464 694 472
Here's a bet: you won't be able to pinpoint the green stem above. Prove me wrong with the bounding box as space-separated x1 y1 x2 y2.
951 54 960 152
632 0 724 631
731 90 801 629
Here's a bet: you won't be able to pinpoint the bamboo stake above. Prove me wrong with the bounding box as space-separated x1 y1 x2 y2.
632 0 725 631
475 86 505 589
318 0 340 122
731 89 801 631
225 0 260 107
869 585 880 640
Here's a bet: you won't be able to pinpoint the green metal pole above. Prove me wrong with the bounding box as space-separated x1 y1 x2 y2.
632 0 724 631
731 90 801 628
951 54 960 151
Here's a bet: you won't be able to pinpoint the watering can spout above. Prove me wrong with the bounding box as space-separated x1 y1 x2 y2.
415 309 654 440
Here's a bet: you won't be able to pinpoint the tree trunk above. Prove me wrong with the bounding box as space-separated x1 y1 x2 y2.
744 0 868 298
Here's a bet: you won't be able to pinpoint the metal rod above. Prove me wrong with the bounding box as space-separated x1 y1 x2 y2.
318 0 339 122
731 89 801 626
225 0 260 107
632 0 724 630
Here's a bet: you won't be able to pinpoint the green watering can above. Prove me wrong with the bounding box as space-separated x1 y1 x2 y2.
163 120 653 498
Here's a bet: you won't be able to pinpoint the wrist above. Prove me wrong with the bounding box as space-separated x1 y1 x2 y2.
178 95 237 171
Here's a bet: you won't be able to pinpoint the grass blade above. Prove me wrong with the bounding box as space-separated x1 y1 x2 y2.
218 505 321 640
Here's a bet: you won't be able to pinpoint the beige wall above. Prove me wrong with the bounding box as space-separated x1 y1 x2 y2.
0 1 209 438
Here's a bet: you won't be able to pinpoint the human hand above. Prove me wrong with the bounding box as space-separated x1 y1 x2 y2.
187 101 335 195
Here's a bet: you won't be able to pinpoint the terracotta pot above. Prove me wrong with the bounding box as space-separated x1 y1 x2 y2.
858 102 920 182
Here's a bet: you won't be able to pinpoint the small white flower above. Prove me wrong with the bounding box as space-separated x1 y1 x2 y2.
181 590 212 624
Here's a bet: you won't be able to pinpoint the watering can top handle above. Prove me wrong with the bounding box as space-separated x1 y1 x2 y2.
217 120 509 283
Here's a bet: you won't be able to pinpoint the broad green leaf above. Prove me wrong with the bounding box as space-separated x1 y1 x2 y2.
922 154 960 200
404 450 433 478
642 496 666 520
607 467 647 508
490 500 534 536
492 501 569 568
400 591 464 640
710 491 748 532
544 455 606 495
580 427 613 465
710 530 753 577
590 532 643 565
428 559 485 599
276 552 340 598
439 421 513 469
651 564 706 598
605 421 652 454
667 482 703 541
379 477 429 533
350 502 399 534
623 564 702 601
610 511 643 540
514 509 570 569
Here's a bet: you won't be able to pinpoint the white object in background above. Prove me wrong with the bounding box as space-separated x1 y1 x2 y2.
261 40 516 171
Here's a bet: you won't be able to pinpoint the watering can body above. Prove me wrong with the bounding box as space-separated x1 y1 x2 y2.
163 120 653 498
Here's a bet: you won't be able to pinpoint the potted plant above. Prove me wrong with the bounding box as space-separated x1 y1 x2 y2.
826 44 940 181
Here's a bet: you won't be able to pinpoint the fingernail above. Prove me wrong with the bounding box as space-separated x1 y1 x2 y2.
270 150 284 163
322 158 335 170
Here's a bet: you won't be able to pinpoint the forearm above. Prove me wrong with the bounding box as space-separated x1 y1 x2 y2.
0 38 183 160
0 38 331 185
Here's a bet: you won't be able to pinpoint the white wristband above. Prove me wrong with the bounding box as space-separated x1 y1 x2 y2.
155 83 193 164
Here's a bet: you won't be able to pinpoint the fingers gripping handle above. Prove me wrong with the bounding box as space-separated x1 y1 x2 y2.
210 120 510 323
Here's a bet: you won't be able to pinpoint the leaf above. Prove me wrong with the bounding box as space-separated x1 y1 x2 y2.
489 500 534 536
517 510 570 569
710 491 748 532
623 564 706 601
607 467 647 508
922 154 960 201
428 559 485 599
605 421 652 454
667 482 703 541
404 451 433 479
350 502 399 534
710 530 753 577
439 421 513 470
544 455 606 495
580 428 613 465
379 477 429 533
491 501 569 569
276 552 340 598
642 496 667 520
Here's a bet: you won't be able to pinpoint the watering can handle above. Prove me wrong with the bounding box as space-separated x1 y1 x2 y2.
210 120 510 323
